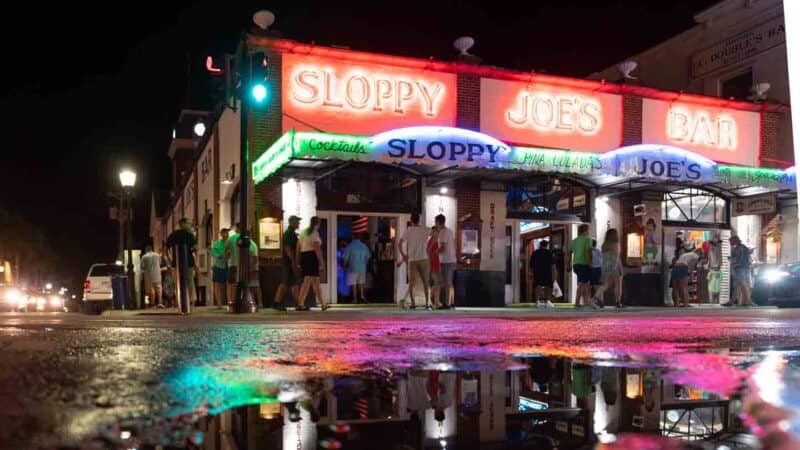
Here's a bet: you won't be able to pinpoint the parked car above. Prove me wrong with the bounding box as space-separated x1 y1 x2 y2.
82 263 124 314
752 262 800 307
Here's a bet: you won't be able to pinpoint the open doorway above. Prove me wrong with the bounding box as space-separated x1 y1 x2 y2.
519 222 567 303
335 215 399 304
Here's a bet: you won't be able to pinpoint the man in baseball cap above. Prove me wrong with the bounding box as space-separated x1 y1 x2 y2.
274 215 302 310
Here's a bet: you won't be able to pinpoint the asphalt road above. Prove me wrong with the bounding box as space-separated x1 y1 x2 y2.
1 307 799 449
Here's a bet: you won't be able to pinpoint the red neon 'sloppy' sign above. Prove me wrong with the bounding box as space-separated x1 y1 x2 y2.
480 78 622 152
282 54 457 135
642 99 760 166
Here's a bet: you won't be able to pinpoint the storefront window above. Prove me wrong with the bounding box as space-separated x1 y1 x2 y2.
507 179 590 221
661 188 727 225
316 163 421 213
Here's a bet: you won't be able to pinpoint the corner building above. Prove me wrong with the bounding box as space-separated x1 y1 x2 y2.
159 34 797 308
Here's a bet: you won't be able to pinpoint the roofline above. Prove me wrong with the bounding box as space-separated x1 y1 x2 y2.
250 36 786 113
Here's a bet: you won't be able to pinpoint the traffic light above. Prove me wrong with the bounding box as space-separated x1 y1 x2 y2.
251 52 269 103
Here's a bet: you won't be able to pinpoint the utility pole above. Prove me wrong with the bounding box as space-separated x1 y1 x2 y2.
232 30 256 313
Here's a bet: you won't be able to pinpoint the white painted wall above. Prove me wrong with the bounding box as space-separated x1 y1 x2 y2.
732 214 763 260
595 196 622 247
779 205 798 263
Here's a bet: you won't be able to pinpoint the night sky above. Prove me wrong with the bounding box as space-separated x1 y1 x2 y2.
0 0 718 287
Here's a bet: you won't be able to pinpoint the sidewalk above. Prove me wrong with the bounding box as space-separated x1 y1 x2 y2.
101 302 768 317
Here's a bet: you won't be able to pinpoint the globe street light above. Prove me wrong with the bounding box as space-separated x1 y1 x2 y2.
119 169 137 308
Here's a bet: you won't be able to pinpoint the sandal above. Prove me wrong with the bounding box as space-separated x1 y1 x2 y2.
321 304 330 311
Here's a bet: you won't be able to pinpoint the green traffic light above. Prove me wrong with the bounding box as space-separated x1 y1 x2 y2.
252 84 268 103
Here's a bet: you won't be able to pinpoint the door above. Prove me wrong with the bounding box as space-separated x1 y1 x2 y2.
322 211 409 304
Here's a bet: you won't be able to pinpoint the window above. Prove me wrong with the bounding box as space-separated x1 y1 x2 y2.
720 70 753 101
507 178 591 221
316 163 421 213
662 188 727 225
90 264 124 277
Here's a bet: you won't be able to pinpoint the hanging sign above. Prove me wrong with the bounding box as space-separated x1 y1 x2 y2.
691 16 785 77
732 194 777 217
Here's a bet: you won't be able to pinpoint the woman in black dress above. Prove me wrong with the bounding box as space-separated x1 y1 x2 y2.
297 217 329 311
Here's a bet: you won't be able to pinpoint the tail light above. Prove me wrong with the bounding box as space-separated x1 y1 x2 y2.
84 280 91 292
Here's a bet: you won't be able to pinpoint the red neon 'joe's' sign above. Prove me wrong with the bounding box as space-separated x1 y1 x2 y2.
480 78 622 152
282 54 457 135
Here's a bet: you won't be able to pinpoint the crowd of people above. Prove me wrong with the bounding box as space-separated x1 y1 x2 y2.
138 215 755 311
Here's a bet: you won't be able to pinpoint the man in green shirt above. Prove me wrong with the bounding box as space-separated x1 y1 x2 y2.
273 216 301 311
225 223 241 305
569 223 594 309
210 228 230 308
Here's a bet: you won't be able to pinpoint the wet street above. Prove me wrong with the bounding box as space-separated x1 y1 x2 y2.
1 307 800 450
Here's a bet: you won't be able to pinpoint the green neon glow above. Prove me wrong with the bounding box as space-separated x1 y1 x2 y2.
511 146 603 175
716 164 795 188
252 131 293 183
293 132 372 160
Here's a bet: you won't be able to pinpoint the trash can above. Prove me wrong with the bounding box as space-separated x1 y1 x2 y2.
111 274 129 310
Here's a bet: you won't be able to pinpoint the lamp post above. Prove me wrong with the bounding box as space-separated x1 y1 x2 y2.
119 169 137 308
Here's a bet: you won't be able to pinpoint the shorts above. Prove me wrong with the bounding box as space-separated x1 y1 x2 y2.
408 259 430 286
212 267 228 283
590 267 602 286
347 272 366 286
249 270 260 288
430 271 444 287
573 264 590 284
671 264 689 280
300 251 320 277
533 276 553 287
281 262 298 285
708 269 721 294
440 263 456 286
227 266 239 284
145 281 162 297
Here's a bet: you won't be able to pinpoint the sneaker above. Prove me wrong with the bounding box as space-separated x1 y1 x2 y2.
589 302 600 310
273 303 287 311
545 301 555 308
535 301 543 308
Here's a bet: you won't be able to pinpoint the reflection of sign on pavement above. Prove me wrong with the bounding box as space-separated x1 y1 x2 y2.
692 16 785 77
732 194 777 217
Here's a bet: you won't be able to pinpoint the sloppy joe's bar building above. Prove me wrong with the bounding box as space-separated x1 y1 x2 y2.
245 36 796 307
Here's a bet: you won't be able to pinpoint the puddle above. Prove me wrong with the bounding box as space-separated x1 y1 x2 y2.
91 347 800 450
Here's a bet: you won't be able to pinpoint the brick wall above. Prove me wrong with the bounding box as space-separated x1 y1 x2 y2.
760 110 780 165
249 49 284 240
455 179 481 269
622 95 642 146
457 74 480 131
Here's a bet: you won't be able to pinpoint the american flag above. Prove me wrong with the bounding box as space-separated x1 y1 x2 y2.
352 215 369 234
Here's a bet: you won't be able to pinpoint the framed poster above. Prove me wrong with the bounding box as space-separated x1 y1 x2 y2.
259 219 281 250
461 228 479 256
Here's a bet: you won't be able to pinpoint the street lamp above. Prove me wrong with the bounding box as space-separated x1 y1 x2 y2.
119 169 137 308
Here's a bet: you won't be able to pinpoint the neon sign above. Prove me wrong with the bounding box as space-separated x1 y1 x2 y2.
480 78 622 153
282 54 457 135
506 92 602 135
642 99 759 166
666 108 737 150
291 69 444 116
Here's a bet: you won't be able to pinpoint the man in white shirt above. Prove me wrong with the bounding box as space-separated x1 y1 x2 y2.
399 213 430 309
435 214 457 309
140 245 164 308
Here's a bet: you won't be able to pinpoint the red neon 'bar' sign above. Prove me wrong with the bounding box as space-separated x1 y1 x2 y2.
282 54 457 135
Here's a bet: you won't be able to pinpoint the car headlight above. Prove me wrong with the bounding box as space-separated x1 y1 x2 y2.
763 269 790 284
5 288 21 304
49 296 63 308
